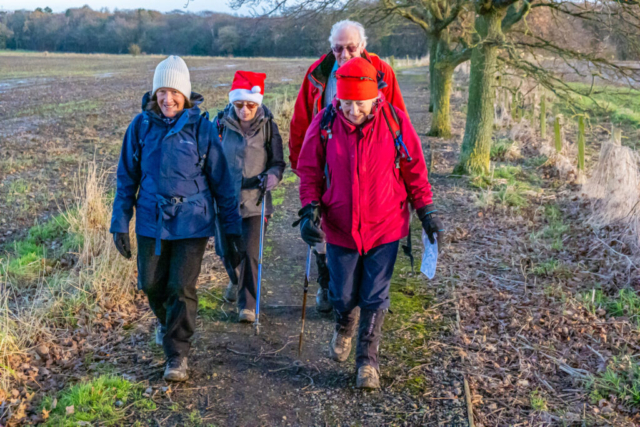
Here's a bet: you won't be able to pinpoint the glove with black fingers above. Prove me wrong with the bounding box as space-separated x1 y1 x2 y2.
225 234 247 269
417 204 445 248
113 232 132 259
292 202 325 246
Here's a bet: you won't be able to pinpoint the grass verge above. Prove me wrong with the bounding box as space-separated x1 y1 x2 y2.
41 375 156 426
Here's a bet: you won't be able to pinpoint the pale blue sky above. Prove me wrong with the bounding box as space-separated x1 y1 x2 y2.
1 0 254 14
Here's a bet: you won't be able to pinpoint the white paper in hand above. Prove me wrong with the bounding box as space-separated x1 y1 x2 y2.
420 230 438 279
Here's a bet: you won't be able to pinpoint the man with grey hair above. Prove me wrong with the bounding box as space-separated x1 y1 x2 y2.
289 19 407 313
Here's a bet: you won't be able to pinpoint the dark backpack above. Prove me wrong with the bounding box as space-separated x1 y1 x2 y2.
133 111 212 171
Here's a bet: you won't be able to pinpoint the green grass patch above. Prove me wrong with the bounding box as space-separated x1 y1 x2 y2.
0 214 80 279
524 155 548 168
559 83 640 131
198 288 229 322
530 390 548 411
589 356 640 408
383 242 441 393
530 204 569 250
470 165 538 209
41 375 156 426
490 138 515 161
271 185 285 207
14 99 103 119
532 259 572 278
577 288 640 328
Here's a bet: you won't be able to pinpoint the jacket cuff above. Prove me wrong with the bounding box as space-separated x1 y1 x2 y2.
416 204 436 220
110 217 131 234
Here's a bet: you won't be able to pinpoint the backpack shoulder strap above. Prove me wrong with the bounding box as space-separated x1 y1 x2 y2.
319 105 337 148
196 112 212 170
381 101 412 164
133 112 150 163
215 110 225 141
264 117 273 166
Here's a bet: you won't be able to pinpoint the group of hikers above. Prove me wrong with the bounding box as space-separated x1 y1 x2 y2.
110 20 444 390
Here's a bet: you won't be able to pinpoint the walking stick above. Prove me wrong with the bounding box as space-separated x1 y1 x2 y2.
253 191 267 336
298 245 313 356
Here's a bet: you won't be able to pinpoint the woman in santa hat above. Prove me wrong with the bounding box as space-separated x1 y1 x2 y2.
295 57 444 389
216 70 286 323
110 55 245 382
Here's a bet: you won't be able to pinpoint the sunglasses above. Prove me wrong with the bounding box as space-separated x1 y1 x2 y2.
233 101 259 110
331 44 361 55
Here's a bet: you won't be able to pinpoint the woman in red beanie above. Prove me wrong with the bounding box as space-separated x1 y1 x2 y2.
295 57 444 389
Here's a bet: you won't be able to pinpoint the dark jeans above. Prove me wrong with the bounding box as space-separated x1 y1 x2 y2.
137 235 208 359
327 241 399 369
237 215 269 311
326 241 399 312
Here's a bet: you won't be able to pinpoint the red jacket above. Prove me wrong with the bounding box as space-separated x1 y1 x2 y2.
289 50 407 171
298 96 432 254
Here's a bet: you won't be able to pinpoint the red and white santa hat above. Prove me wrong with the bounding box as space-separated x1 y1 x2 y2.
229 70 267 105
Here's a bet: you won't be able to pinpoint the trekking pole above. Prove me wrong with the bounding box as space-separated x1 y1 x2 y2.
298 245 313 357
253 191 267 336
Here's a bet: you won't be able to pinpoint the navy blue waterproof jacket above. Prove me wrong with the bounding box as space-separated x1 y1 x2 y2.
110 92 242 255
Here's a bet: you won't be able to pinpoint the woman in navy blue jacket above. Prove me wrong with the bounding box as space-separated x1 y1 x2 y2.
110 56 245 382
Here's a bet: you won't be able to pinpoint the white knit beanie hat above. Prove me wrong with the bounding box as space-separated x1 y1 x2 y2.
152 56 191 99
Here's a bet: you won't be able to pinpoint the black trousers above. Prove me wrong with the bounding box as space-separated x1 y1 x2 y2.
137 235 208 359
237 215 268 311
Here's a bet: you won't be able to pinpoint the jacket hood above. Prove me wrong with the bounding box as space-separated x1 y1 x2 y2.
221 103 272 136
141 91 205 123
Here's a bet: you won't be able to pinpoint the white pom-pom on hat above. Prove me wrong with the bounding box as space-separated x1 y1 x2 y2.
251 85 261 94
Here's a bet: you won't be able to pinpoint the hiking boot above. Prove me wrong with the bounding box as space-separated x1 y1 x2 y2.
356 365 380 389
238 309 256 323
329 330 353 362
163 357 189 382
155 323 166 346
224 281 238 302
316 288 332 313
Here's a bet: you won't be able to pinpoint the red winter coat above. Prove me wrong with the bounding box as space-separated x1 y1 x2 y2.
289 50 407 171
298 96 432 254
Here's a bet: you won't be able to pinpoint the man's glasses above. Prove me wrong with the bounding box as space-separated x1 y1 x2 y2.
331 44 360 55
233 101 259 110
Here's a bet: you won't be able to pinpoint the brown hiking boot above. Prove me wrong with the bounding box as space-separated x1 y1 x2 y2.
329 330 353 362
163 357 189 382
356 365 380 389
238 309 256 323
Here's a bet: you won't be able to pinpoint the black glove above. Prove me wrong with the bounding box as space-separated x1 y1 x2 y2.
242 174 267 206
113 232 132 259
417 204 444 247
225 234 246 269
292 202 325 246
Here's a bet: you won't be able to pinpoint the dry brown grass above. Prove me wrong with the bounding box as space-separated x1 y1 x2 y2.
0 160 137 392
584 133 640 232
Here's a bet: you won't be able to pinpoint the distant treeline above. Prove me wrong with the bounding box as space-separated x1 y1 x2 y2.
0 6 429 58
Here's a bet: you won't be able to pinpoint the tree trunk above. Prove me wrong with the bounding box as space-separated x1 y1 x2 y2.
455 9 505 175
428 62 454 138
428 36 437 113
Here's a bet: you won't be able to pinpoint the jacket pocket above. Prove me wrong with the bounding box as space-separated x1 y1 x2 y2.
161 195 213 237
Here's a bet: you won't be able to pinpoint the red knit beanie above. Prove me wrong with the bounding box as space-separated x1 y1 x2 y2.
336 57 378 100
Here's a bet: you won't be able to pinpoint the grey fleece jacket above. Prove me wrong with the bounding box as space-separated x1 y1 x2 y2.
218 104 286 218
